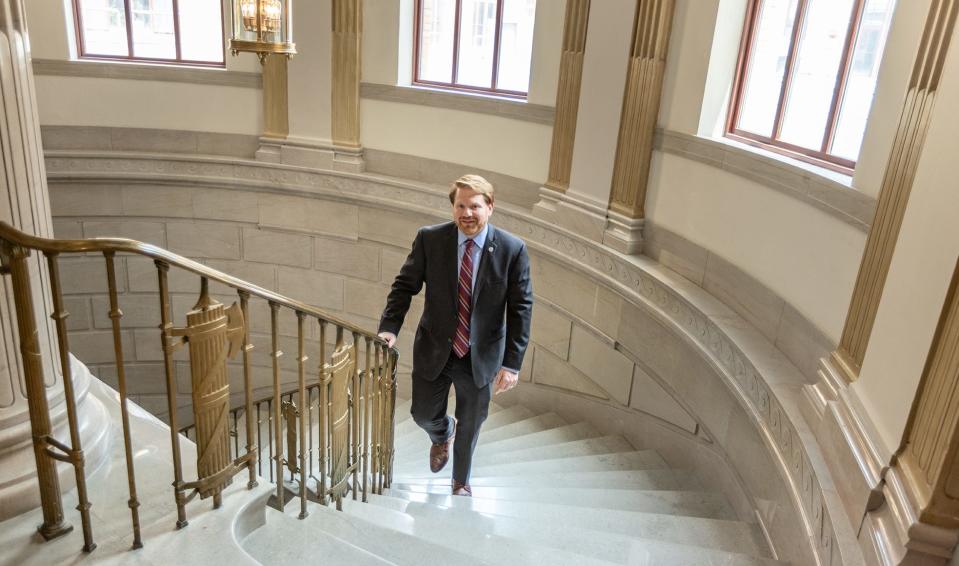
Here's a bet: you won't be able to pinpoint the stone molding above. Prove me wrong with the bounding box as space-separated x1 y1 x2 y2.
360 83 555 126
31 58 262 89
656 129 876 233
44 150 865 565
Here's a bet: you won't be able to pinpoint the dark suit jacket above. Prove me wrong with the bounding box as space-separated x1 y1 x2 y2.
379 222 533 388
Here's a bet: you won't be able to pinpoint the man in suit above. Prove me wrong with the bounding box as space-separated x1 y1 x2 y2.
378 174 533 496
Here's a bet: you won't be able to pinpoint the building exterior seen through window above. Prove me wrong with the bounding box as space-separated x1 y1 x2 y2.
73 0 225 66
415 0 537 98
727 0 895 172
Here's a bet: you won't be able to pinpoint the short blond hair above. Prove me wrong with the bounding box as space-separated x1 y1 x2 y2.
449 174 495 205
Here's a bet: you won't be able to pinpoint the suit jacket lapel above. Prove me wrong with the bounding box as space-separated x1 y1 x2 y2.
472 225 497 305
444 223 459 309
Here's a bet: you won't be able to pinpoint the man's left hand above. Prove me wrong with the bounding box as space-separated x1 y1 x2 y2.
493 368 518 395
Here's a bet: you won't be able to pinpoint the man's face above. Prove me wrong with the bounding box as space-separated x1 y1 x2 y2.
452 186 493 237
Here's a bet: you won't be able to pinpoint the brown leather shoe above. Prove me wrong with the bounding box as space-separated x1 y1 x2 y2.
429 420 455 473
452 480 472 497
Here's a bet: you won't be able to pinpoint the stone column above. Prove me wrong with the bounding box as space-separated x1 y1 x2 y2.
0 0 108 525
331 0 363 172
604 0 675 254
832 0 957 383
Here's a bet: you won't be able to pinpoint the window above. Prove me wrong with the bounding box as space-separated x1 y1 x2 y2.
727 0 895 171
73 0 225 66
414 0 537 98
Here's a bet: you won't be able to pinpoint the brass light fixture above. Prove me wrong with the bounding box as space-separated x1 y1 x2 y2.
230 0 296 62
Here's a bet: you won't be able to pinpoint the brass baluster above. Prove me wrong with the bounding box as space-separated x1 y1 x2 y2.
352 331 361 501
0 243 72 540
155 260 188 529
105 252 143 547
267 398 274 482
296 312 309 519
362 336 372 502
238 290 258 489
372 344 382 494
318 320 328 505
386 350 398 489
256 402 263 477
45 252 95 552
268 302 285 510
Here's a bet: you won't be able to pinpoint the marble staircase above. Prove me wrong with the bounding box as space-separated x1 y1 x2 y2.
241 398 788 566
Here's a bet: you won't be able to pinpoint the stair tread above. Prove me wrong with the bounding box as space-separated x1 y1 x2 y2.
394 450 675 480
386 485 738 519
394 416 588 464
339 498 622 566
394 404 534 449
364 494 786 566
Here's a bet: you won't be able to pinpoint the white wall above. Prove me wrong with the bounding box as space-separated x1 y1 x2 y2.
852 32 959 454
27 0 263 135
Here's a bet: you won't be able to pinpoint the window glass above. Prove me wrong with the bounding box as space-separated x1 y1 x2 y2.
778 0 856 149
78 0 129 56
414 0 537 97
496 0 536 92
831 0 895 160
737 0 799 137
729 0 897 170
75 0 224 65
456 0 497 87
419 0 456 83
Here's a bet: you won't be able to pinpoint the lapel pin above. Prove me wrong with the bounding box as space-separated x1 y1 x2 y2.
488 247 493 253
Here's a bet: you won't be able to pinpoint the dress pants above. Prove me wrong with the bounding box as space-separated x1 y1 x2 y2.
410 351 491 484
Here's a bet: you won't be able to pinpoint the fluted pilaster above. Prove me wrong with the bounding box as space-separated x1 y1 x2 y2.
834 0 958 382
331 0 362 172
544 0 590 193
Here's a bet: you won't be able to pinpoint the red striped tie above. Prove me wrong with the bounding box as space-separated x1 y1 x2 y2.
453 239 474 358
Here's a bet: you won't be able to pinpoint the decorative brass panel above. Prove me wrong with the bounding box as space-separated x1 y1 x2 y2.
328 340 356 503
171 292 245 501
899 257 959 528
836 0 958 381
545 0 590 193
332 0 362 148
608 0 675 219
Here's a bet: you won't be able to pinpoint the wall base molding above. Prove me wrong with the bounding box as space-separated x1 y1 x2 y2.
604 210 644 254
533 187 645 254
803 356 959 565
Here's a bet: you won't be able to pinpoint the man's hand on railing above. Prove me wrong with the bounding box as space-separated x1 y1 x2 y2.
378 332 397 348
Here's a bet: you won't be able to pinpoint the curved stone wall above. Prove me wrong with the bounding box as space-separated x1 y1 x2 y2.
45 150 861 566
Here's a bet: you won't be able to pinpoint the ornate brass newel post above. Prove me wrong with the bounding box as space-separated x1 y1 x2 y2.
0 243 72 540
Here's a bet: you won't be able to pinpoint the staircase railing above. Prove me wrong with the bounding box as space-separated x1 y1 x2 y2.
0 221 398 553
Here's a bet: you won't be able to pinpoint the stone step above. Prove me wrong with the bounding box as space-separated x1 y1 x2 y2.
365 494 786 566
338 497 621 566
387 485 738 520
393 398 503 438
394 418 594 465
393 435 634 476
394 404 534 449
381 494 771 557
242 508 399 566
393 450 674 480
392 468 703 492
245 502 496 566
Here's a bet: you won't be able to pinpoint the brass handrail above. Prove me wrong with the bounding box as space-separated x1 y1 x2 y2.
0 222 387 341
0 220 399 554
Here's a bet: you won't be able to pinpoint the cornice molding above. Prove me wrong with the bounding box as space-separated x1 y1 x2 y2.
360 82 555 126
655 129 876 233
43 150 862 565
31 58 262 89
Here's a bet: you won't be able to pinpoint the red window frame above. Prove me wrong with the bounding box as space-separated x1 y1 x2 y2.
72 0 226 68
413 0 529 99
727 0 871 174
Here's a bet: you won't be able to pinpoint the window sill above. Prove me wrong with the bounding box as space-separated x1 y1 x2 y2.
31 58 262 89
359 82 555 125
655 129 876 232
